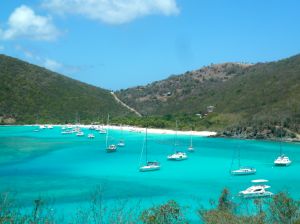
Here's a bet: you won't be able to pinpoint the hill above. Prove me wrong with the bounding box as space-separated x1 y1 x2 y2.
116 55 300 139
0 54 134 124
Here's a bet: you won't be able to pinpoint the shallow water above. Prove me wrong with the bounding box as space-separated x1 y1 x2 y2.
0 126 299 221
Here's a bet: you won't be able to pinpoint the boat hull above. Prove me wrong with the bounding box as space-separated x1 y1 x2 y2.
231 169 256 176
167 156 187 161
274 162 291 166
139 166 160 172
239 192 273 198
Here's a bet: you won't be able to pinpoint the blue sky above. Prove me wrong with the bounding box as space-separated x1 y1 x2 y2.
1 0 300 90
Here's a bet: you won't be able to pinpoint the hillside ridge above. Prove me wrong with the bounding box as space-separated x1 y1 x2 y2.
0 54 134 124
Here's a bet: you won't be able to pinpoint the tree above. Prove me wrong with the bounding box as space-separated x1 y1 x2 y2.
140 200 187 224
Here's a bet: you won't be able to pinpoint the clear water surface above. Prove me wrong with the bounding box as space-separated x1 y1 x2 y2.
0 126 299 221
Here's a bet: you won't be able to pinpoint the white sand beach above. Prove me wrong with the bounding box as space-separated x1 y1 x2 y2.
106 125 217 137
35 124 216 137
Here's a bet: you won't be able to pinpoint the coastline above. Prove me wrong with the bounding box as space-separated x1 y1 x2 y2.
2 124 299 142
21 124 217 137
105 125 217 137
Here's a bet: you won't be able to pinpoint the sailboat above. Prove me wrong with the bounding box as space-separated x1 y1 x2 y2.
139 128 160 172
274 122 292 166
187 131 194 152
231 146 256 175
117 125 125 147
167 121 188 161
105 114 117 153
88 133 95 139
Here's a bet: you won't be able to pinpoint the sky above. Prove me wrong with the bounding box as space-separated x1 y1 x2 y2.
0 0 300 90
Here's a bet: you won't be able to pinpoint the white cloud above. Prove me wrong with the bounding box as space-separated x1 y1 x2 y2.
14 45 88 74
42 0 179 24
1 5 60 41
44 58 62 71
15 45 42 61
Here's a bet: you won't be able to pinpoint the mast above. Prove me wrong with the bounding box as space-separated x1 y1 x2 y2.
173 120 178 151
238 146 241 168
105 114 109 148
145 128 148 163
279 120 283 155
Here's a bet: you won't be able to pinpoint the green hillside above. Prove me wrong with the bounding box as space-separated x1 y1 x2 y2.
0 54 133 124
116 55 300 138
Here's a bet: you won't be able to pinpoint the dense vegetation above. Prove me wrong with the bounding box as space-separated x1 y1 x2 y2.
1 189 299 223
1 53 299 140
0 55 134 124
116 55 300 139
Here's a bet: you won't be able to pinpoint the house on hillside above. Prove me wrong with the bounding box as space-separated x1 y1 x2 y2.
207 105 215 113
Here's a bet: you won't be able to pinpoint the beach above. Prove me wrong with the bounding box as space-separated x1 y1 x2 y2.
26 124 217 137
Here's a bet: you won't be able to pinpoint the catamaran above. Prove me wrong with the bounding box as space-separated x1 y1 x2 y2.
167 121 188 161
274 123 292 166
239 179 273 198
105 114 117 153
139 128 160 172
231 146 256 175
274 155 292 166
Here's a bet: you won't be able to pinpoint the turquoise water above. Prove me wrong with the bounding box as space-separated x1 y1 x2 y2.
0 126 300 221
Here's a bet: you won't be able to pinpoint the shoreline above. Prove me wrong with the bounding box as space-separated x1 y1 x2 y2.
2 124 217 137
2 124 299 142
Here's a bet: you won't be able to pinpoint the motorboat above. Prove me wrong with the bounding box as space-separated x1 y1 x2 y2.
117 140 125 147
76 131 84 136
140 161 160 172
99 129 107 134
89 125 96 130
62 130 71 134
274 154 292 166
39 125 46 129
167 152 188 161
239 179 273 198
47 125 53 129
231 167 256 175
106 144 117 153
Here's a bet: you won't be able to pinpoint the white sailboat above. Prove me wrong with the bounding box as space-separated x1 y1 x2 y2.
187 132 194 152
39 125 46 129
76 131 84 136
117 126 125 147
230 146 256 176
139 128 160 172
105 114 117 153
239 179 273 198
274 123 292 166
88 133 95 139
167 121 188 161
99 125 107 134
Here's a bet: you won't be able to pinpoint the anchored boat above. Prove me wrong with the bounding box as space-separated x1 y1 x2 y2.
239 179 273 198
